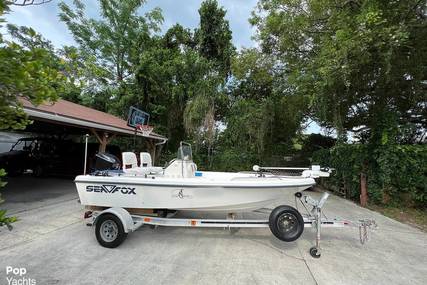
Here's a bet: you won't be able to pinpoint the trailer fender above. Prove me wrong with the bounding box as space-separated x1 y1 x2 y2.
95 208 134 233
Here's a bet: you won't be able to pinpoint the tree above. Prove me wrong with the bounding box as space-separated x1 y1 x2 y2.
0 21 64 131
132 31 222 151
251 0 427 144
5 24 103 107
59 0 163 86
176 0 236 165
221 48 308 164
12 0 52 6
0 0 62 229
58 45 114 106
196 0 235 78
7 24 55 51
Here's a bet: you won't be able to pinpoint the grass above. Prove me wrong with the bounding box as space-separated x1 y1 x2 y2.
367 204 427 232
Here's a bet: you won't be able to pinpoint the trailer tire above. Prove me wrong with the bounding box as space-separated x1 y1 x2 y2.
95 214 128 248
269 205 304 242
309 246 321 258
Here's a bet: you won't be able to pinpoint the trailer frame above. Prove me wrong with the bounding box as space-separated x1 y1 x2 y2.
85 191 376 258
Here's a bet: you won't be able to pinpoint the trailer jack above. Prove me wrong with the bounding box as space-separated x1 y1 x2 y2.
294 191 377 258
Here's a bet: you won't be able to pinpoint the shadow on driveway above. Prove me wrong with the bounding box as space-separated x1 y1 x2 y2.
1 175 78 214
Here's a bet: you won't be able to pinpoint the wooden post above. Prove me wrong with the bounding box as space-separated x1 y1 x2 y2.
99 133 107 152
91 129 116 153
360 173 368 207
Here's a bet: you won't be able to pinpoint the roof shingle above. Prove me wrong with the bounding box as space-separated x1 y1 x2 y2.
19 97 166 140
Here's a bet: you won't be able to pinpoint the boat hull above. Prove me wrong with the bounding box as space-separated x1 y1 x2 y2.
74 174 315 212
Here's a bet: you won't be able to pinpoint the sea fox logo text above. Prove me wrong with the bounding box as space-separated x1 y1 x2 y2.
86 185 136 195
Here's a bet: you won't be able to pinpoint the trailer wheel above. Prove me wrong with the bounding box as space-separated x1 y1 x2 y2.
309 246 321 258
269 205 304 242
95 214 127 248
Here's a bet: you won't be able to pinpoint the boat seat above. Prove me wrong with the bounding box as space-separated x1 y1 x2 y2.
140 152 163 173
140 152 152 167
122 152 138 169
122 152 138 170
121 151 163 175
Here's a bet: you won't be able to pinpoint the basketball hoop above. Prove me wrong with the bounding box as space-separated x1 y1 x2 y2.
136 124 154 137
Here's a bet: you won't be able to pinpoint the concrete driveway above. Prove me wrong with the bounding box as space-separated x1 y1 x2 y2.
0 176 426 285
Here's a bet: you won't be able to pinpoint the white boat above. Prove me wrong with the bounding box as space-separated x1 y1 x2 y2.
74 142 377 256
74 142 330 212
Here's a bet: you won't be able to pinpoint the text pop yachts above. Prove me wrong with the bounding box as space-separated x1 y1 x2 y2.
86 185 136 195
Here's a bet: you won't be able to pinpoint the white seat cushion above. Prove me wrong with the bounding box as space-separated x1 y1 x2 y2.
122 152 138 169
140 152 152 167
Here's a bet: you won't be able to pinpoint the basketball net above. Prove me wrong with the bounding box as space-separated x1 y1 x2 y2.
136 124 154 137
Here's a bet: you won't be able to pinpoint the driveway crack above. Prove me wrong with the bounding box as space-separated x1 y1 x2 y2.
297 245 319 285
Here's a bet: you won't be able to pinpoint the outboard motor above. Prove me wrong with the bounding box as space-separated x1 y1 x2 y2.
94 152 121 171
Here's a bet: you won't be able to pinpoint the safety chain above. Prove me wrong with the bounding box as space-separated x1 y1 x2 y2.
359 219 377 244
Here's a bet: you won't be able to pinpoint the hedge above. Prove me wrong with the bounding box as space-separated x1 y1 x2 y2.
313 144 427 208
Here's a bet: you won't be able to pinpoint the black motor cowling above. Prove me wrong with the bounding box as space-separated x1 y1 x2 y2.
94 152 121 171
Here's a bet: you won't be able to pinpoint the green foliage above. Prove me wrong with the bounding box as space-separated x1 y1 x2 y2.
300 133 336 159
7 24 55 50
0 169 6 189
59 0 163 85
0 41 63 129
58 0 232 160
0 209 17 231
56 0 304 167
313 144 427 207
58 45 111 104
0 169 16 231
251 0 427 144
217 48 309 165
196 0 235 78
178 0 236 162
131 39 221 150
210 148 257 172
0 5 64 131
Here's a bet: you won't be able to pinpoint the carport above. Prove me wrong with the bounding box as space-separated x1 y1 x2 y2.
18 97 167 159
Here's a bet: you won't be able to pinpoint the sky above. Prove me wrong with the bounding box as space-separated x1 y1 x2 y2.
4 0 321 134
4 0 258 50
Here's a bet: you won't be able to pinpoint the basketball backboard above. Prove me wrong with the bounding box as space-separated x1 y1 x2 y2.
127 106 150 128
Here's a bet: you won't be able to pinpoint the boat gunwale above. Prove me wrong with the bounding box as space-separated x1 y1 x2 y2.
74 177 315 189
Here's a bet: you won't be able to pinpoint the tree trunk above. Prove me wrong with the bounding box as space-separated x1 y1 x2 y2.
360 172 368 207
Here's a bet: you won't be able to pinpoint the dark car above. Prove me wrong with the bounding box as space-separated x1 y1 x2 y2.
0 137 121 177
0 138 36 176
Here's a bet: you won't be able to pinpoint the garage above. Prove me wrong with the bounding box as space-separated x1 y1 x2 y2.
0 97 167 178
0 97 167 220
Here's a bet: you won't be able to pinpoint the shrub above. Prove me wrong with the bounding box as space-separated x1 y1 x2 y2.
0 169 17 230
313 144 427 208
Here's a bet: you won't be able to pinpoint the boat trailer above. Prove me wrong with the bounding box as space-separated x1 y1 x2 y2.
84 191 376 258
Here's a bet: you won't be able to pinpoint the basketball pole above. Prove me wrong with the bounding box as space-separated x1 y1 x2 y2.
133 126 137 152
